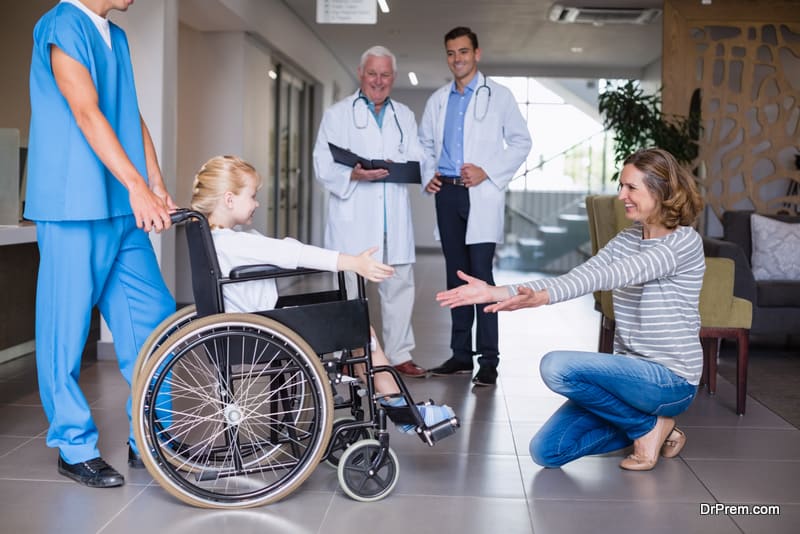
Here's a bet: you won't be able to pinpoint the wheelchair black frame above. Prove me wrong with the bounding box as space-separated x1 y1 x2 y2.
170 209 437 460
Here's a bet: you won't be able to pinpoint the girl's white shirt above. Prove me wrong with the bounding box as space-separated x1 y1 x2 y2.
212 227 339 313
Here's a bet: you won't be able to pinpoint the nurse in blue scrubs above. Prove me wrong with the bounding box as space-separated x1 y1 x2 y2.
26 0 175 488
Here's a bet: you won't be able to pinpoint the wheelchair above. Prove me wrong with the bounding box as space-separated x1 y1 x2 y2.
131 209 459 509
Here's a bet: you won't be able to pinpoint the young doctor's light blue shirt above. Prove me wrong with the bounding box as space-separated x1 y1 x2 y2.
438 74 478 176
26 2 146 221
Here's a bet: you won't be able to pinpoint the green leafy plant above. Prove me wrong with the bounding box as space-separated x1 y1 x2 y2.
598 80 700 179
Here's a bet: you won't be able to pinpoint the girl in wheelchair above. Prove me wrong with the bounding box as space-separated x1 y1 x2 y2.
190 155 455 432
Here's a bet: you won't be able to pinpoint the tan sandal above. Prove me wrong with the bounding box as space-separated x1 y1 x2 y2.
660 427 686 458
620 417 676 471
619 452 658 471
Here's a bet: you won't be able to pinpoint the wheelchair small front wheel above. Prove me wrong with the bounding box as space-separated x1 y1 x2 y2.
324 417 373 468
337 439 399 502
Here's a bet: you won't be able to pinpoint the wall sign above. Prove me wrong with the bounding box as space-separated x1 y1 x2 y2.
317 0 377 24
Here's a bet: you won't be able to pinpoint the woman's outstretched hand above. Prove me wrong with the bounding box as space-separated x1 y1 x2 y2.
436 271 551 313
436 270 509 309
484 285 550 312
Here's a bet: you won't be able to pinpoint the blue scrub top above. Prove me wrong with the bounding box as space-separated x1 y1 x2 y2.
26 3 146 221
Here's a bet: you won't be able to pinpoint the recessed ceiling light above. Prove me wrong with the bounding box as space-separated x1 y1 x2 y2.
408 72 419 86
377 0 390 13
571 47 583 53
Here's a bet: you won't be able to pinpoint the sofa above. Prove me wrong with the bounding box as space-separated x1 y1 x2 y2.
703 210 800 341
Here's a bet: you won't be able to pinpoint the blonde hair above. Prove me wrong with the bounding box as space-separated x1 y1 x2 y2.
623 148 704 228
190 155 261 217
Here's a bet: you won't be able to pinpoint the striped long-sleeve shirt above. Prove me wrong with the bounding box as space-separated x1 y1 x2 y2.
512 224 705 384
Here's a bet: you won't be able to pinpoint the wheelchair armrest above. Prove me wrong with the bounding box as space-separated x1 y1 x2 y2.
229 264 325 280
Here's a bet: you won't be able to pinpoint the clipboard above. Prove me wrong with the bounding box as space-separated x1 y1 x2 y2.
328 143 421 184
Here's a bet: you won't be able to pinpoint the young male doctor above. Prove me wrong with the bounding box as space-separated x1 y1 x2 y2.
420 26 532 386
313 45 428 378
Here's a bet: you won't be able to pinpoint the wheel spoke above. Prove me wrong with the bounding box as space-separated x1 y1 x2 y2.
134 316 332 508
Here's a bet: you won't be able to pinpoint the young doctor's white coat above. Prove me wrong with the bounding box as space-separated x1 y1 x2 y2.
419 74 532 244
313 91 425 265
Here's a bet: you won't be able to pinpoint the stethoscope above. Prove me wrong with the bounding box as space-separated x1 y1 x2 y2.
438 73 491 121
472 73 492 121
352 91 405 153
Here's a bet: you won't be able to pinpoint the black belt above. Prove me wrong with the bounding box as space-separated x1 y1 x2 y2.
439 175 466 186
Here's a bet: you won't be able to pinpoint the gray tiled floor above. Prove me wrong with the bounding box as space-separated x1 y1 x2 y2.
0 252 797 533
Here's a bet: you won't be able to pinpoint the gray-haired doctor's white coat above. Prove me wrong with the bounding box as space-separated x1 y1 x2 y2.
313 90 424 264
312 90 425 367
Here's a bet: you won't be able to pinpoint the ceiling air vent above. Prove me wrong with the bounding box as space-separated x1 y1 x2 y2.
548 4 662 25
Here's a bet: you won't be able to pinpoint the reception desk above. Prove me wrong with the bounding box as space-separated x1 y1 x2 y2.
0 225 38 363
0 223 36 246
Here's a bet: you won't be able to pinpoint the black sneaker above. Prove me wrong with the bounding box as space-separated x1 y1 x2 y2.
58 456 125 488
472 366 498 387
430 357 474 376
128 445 145 469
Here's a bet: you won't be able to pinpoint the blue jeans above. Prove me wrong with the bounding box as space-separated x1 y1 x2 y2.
530 350 697 468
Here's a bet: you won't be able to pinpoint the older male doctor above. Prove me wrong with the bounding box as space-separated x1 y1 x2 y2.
420 26 531 386
313 45 428 378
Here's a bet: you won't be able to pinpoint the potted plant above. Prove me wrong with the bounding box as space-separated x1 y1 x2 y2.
598 80 701 179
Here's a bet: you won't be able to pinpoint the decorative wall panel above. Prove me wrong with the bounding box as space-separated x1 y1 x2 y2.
663 1 800 219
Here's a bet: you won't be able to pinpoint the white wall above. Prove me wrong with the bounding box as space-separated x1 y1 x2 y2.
219 0 354 101
172 1 357 302
640 57 662 96
0 1 51 145
177 28 247 205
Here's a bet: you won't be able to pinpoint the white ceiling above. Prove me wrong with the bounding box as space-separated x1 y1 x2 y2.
281 0 664 88
180 0 665 89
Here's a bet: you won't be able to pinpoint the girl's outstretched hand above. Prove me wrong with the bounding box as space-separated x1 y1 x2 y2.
352 247 395 282
435 270 509 309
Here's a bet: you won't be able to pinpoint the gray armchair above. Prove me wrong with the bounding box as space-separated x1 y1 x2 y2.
703 210 800 341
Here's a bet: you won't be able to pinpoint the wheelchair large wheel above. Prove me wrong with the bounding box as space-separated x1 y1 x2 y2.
337 439 399 502
132 313 333 509
132 304 197 392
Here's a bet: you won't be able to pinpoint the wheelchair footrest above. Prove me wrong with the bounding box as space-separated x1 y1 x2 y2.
382 400 460 446
423 417 460 444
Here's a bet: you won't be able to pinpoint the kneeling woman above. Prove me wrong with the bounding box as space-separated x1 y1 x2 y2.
436 148 704 470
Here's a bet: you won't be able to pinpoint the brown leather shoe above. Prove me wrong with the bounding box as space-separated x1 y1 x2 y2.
394 360 428 378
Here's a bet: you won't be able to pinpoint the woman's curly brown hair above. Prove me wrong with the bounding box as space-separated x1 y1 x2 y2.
623 148 704 229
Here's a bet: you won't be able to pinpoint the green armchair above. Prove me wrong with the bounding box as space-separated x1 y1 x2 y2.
585 195 753 414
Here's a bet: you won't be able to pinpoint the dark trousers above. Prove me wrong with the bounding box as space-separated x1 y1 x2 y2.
435 183 498 368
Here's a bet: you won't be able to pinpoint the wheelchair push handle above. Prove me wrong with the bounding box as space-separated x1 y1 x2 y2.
170 208 200 225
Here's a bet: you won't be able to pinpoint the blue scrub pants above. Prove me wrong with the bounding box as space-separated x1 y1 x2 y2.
35 215 175 464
